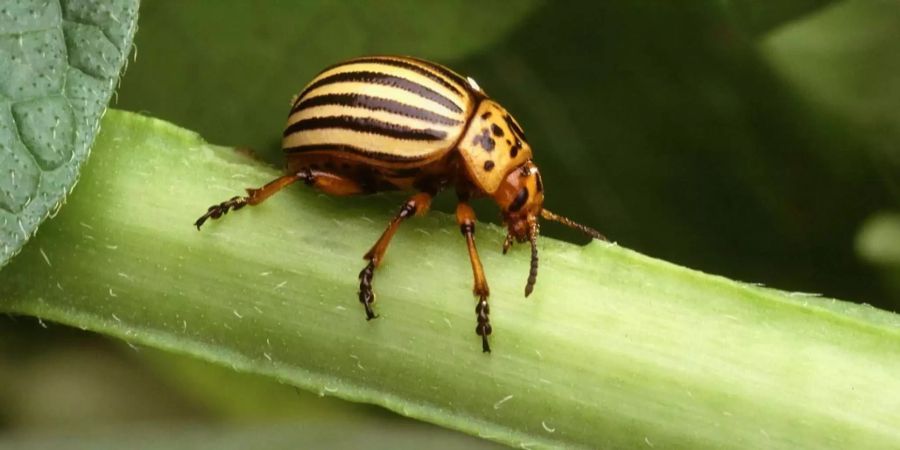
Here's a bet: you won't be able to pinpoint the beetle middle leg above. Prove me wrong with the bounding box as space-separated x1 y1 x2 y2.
456 201 492 353
358 192 433 320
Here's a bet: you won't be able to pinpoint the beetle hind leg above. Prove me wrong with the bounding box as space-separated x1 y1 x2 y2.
195 168 368 230
194 173 302 229
357 260 377 320
194 196 247 230
357 192 433 320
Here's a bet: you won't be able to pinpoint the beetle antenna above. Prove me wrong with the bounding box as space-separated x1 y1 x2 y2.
540 209 607 241
525 223 539 297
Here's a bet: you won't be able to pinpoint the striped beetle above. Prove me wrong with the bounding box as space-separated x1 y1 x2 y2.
195 55 605 352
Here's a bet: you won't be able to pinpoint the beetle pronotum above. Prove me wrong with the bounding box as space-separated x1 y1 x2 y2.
195 55 605 352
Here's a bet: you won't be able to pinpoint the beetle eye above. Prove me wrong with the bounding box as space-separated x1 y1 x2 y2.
509 187 529 212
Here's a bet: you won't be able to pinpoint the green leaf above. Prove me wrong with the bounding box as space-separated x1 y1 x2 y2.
138 347 380 421
0 0 138 267
2 110 899 448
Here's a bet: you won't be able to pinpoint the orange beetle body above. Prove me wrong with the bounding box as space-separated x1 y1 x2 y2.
196 56 604 352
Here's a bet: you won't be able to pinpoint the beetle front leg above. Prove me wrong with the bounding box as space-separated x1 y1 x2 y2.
358 192 433 320
456 202 492 353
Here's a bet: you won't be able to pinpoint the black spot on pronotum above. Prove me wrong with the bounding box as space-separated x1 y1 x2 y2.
481 111 492 120
483 160 495 171
491 124 504 137
471 129 495 152
510 139 521 158
504 114 526 139
509 187 529 212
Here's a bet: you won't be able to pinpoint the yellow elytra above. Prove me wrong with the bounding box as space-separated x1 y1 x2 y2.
195 55 605 353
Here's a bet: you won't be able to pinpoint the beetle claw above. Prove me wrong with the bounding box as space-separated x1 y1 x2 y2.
502 233 514 254
358 260 378 320
194 196 247 231
475 296 492 353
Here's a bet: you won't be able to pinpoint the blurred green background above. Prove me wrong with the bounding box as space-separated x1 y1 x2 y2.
3 1 898 447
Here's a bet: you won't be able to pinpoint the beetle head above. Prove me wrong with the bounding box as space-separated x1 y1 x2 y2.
494 160 544 244
494 160 607 297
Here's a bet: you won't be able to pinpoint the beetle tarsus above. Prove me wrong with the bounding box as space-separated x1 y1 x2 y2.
456 202 493 353
502 233 513 254
194 174 304 231
475 296 492 353
358 260 378 320
194 196 247 230
355 192 433 322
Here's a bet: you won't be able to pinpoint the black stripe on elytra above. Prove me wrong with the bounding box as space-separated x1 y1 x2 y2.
348 57 464 97
291 93 461 126
284 115 447 141
295 71 463 114
283 144 431 162
405 56 472 94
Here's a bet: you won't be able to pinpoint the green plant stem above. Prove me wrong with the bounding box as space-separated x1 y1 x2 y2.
2 110 899 449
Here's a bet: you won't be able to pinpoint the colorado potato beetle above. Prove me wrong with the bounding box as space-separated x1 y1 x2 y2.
195 55 605 352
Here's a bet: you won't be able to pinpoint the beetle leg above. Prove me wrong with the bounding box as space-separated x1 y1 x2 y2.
194 169 366 230
358 192 433 320
302 170 367 196
456 202 492 353
502 233 514 254
194 173 303 229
